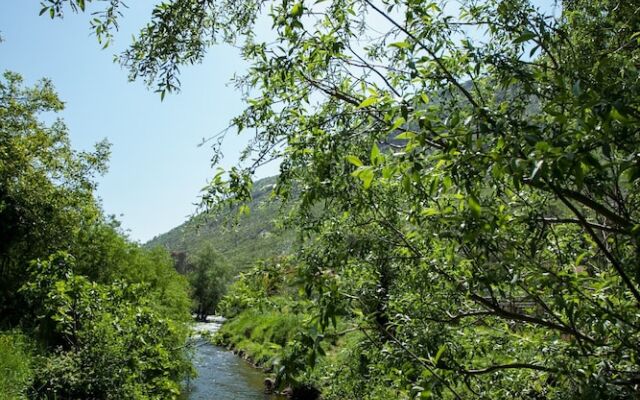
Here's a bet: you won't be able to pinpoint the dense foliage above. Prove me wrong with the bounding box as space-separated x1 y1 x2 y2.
0 71 108 326
0 71 192 399
187 244 231 320
23 253 192 399
45 0 640 398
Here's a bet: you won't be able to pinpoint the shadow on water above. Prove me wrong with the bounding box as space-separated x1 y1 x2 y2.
182 320 284 400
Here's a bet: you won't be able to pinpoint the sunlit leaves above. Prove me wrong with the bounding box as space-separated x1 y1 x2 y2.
58 0 640 397
345 155 364 167
357 96 380 108
351 166 374 189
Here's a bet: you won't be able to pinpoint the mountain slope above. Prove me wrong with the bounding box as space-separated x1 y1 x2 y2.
146 176 294 271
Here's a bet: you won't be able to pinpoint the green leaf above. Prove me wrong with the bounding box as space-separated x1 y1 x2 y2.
346 155 363 167
352 166 374 189
291 2 303 17
514 31 536 44
394 131 416 140
370 143 381 165
360 168 374 189
389 117 405 132
389 41 411 49
421 208 440 217
575 252 588 267
467 196 481 217
623 165 640 182
357 96 379 108
239 204 250 216
610 107 630 123
433 344 447 364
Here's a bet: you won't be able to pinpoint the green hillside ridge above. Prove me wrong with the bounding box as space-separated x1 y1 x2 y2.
146 175 294 271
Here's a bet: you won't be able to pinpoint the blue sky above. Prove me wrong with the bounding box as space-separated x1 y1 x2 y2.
0 2 279 242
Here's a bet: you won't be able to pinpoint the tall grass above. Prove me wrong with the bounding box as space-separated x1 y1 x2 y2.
216 308 302 366
0 331 33 400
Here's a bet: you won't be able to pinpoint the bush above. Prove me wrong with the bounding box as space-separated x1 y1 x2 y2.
22 253 192 399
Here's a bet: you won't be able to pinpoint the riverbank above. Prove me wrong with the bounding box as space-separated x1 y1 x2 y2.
185 319 284 400
213 308 371 400
213 309 301 371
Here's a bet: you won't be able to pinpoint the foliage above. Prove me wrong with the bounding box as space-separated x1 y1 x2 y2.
215 308 302 367
74 220 193 321
0 70 193 398
187 244 231 320
147 176 294 272
219 256 297 318
49 0 640 397
0 71 108 326
0 331 34 400
22 252 193 399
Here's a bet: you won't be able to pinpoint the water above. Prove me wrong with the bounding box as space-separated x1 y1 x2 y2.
185 318 283 400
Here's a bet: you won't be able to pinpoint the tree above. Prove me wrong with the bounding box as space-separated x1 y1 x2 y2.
45 0 640 397
188 244 230 321
0 71 109 326
0 69 193 397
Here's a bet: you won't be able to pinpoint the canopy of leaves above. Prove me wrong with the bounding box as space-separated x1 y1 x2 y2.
187 244 232 320
0 71 109 326
47 0 640 397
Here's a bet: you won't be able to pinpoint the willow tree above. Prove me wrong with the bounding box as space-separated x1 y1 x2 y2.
47 0 640 397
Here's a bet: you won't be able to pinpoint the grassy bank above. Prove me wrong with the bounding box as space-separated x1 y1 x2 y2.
215 308 302 369
0 331 34 400
214 305 395 399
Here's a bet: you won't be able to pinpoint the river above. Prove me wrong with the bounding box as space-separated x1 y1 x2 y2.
183 318 283 400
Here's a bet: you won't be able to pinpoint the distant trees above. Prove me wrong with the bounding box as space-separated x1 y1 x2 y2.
188 244 231 321
42 0 640 397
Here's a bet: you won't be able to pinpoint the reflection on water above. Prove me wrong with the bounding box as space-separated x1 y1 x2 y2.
184 320 283 400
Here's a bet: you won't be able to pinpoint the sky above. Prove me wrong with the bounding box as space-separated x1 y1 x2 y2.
0 1 557 243
0 2 279 243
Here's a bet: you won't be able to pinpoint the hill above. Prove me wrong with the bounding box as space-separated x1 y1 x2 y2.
145 176 294 271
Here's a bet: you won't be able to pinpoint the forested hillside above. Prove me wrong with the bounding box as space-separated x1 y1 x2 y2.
146 175 294 271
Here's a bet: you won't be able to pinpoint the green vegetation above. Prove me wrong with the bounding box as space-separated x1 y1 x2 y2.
0 71 192 398
147 176 294 271
216 308 302 366
0 332 34 400
188 244 232 320
83 0 636 397
214 258 404 398
10 0 640 398
216 259 297 360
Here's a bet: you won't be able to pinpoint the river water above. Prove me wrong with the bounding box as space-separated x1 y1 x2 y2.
184 318 283 400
